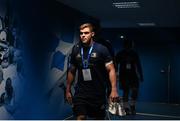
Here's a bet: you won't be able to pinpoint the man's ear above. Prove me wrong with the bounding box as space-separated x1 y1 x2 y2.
92 32 95 37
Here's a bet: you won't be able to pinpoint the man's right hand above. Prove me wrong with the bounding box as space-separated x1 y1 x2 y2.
66 91 72 105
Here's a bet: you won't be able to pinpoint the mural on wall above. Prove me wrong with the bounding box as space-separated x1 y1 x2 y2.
45 27 79 117
0 0 25 119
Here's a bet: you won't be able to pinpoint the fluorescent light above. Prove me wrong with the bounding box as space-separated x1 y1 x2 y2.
112 2 140 8
138 22 156 26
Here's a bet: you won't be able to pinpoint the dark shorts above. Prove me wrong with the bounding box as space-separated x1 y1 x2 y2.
73 103 106 119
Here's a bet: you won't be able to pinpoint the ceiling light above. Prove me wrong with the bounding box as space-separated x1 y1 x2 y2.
120 35 124 39
112 1 140 8
138 22 156 26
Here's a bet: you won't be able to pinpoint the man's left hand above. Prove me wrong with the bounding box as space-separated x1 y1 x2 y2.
109 89 119 102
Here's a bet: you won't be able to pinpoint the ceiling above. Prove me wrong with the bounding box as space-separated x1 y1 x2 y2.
57 0 180 28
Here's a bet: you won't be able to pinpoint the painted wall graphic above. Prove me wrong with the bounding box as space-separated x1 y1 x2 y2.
46 31 76 119
0 0 25 119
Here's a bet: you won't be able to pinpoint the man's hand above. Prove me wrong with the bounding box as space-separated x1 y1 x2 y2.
66 91 72 105
109 88 119 102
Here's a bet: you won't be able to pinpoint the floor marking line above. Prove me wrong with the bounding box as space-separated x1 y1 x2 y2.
63 115 73 120
137 112 180 119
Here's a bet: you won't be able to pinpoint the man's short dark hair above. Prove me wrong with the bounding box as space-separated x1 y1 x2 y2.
79 23 95 32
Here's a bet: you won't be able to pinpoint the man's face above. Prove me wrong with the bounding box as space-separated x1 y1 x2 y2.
80 27 94 44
